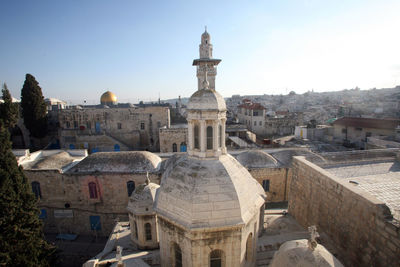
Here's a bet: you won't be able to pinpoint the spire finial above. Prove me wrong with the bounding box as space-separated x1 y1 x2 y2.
205 26 207 32
145 172 150 185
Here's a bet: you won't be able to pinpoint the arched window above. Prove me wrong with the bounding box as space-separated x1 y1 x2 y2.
194 125 199 149
210 249 225 267
219 124 222 148
173 242 182 267
180 142 187 152
172 143 177 152
245 233 253 261
31 181 41 199
88 182 98 199
127 181 135 196
145 223 152 241
207 126 213 149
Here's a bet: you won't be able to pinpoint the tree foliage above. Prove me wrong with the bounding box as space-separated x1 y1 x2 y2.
0 83 19 129
20 74 47 138
0 94 56 266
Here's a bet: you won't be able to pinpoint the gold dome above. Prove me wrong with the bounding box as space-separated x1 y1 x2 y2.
100 91 117 105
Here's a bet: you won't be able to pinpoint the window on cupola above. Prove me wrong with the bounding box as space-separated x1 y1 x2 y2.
194 125 199 149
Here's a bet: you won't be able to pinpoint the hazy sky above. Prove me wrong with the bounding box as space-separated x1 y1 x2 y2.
1 0 399 104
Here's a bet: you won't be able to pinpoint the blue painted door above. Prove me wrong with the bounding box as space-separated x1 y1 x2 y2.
95 122 101 133
90 216 101 230
69 144 75 149
114 144 120 151
180 144 187 152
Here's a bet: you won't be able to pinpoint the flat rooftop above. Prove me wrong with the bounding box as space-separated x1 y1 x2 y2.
305 149 400 220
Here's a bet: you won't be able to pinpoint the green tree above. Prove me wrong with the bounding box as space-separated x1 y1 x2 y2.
20 74 47 138
0 97 56 266
1 83 19 129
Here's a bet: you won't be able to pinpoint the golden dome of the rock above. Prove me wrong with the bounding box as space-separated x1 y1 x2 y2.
100 91 117 105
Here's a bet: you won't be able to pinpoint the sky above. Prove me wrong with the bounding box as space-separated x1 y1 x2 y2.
0 0 399 104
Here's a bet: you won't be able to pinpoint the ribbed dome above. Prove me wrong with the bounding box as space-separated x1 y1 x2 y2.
100 91 117 105
154 154 266 229
187 89 226 111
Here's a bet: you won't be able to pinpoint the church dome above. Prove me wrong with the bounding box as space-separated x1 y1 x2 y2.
270 239 344 267
100 91 117 105
187 89 226 111
236 150 278 168
127 181 159 215
154 154 266 229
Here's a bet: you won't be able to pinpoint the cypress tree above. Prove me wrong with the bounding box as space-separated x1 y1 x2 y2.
0 100 56 266
1 83 19 129
20 74 47 138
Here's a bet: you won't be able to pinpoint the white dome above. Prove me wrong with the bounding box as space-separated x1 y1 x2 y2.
187 89 226 112
154 154 266 229
270 239 344 267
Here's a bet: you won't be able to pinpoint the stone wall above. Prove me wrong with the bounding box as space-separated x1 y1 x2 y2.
289 156 400 266
26 170 161 236
249 168 291 203
159 127 188 153
59 106 170 152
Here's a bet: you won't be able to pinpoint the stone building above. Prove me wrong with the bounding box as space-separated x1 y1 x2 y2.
159 124 187 153
19 150 162 236
154 29 266 267
237 100 266 135
332 117 400 148
58 91 170 152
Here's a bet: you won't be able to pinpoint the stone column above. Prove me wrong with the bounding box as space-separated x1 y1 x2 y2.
213 120 218 153
221 118 226 154
187 120 193 155
200 120 206 154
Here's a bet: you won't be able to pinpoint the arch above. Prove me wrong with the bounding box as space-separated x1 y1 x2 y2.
194 124 199 149
145 223 152 241
88 182 98 199
245 232 253 261
210 249 225 267
207 125 213 149
172 143 177 152
180 142 187 152
127 181 135 197
172 242 182 267
31 181 41 199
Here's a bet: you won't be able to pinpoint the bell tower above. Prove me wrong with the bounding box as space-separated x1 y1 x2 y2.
193 27 221 91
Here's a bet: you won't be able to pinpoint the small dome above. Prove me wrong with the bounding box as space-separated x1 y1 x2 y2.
100 91 117 105
236 150 278 168
270 239 344 267
127 182 160 215
187 89 226 111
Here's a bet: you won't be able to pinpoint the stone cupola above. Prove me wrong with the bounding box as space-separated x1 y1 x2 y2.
127 174 160 250
187 72 227 158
